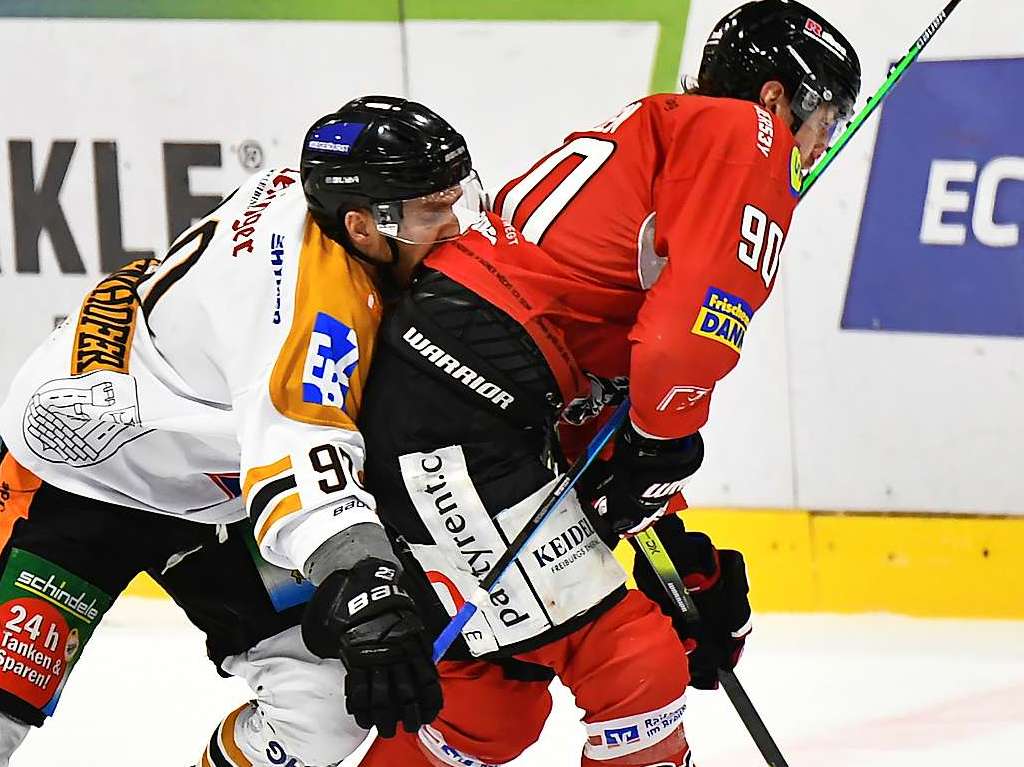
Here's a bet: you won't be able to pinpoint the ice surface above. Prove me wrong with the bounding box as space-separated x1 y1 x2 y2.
13 599 1024 766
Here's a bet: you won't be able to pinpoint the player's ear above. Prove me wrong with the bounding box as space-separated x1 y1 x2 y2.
344 209 377 248
760 80 795 130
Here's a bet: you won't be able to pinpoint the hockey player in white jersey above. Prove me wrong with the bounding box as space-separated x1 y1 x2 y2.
0 96 486 765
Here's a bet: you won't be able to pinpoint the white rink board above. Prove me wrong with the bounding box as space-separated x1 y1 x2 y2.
404 20 660 193
683 0 1024 514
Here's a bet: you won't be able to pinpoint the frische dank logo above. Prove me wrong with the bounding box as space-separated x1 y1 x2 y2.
690 287 753 355
843 58 1024 337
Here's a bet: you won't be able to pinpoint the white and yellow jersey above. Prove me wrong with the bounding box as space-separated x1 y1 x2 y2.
0 168 384 571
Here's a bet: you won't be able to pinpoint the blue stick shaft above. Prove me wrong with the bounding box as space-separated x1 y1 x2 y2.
432 602 479 663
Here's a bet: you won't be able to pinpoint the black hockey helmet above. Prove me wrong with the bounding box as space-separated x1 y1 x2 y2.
301 95 480 246
698 0 861 134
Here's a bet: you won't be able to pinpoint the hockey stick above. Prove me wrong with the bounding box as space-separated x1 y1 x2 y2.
631 528 790 767
431 400 629 662
801 0 967 196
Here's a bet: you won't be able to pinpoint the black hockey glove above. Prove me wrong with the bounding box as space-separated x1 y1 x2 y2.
633 514 752 690
301 558 442 737
597 422 704 537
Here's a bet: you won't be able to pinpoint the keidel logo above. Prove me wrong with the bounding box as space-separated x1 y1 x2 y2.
843 58 1024 338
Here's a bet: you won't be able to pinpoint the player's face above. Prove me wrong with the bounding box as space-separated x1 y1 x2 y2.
793 103 842 169
340 209 434 287
395 185 465 244
378 184 467 285
763 81 846 170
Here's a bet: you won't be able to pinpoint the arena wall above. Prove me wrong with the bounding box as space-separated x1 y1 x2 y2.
0 0 1020 617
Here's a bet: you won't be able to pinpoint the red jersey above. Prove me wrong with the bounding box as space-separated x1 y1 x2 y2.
430 94 800 440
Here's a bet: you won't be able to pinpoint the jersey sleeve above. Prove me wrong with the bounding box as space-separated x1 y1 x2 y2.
628 102 799 438
239 230 382 571
190 172 384 571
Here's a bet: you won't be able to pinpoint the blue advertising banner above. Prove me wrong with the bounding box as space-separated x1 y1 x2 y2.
842 58 1024 337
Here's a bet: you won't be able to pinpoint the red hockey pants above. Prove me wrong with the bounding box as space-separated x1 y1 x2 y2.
360 590 692 766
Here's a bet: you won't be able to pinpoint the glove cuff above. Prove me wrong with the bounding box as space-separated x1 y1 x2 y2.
682 542 721 593
619 421 703 462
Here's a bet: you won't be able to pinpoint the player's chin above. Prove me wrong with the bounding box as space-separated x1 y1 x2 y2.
803 148 826 169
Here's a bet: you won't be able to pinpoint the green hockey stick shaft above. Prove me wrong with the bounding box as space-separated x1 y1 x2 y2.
801 0 967 196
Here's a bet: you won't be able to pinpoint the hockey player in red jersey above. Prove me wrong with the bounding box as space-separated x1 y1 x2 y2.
491 1 859 455
353 2 861 766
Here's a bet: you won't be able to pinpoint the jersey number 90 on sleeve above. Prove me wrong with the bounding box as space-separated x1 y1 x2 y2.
738 204 785 289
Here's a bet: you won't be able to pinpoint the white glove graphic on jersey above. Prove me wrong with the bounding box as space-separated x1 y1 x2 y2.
23 371 148 466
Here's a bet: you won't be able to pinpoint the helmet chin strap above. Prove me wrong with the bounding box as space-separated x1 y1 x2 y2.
343 232 401 268
341 234 404 301
384 236 402 265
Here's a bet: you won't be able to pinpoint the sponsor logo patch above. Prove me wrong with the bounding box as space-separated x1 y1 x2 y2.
0 549 112 716
411 450 532 630
691 287 753 355
72 258 154 375
754 105 774 159
655 385 710 413
644 698 688 738
803 17 848 58
789 146 804 198
301 312 359 410
306 122 367 155
530 516 601 572
419 724 501 767
231 171 295 258
585 694 688 760
604 725 641 747
270 233 285 324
